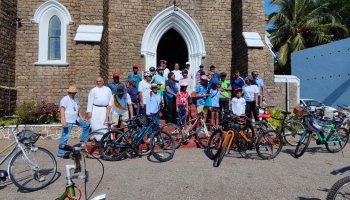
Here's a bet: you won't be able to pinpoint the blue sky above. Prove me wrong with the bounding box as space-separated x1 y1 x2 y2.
265 0 279 14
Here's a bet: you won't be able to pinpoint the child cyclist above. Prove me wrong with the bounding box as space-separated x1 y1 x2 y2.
176 82 190 126
210 81 221 127
231 88 246 116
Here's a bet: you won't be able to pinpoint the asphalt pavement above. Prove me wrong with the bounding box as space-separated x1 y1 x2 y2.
0 139 350 200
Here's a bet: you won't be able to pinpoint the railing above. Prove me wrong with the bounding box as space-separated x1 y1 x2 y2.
0 124 82 140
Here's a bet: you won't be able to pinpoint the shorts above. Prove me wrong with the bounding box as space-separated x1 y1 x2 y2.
197 106 208 115
212 107 220 112
112 112 129 125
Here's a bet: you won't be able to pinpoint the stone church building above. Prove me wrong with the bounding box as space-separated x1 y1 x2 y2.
0 0 279 114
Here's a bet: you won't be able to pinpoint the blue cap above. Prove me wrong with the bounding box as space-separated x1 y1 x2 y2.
245 75 254 81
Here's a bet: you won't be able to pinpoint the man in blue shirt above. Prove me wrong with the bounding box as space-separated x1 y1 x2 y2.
231 70 245 97
127 64 142 91
209 65 220 83
251 70 265 106
195 75 209 121
107 72 125 95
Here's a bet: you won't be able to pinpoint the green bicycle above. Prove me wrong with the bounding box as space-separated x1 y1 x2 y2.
295 113 349 158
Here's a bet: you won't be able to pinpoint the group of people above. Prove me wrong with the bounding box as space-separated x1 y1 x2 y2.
57 60 265 158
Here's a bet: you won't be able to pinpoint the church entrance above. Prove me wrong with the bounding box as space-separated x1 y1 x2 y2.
157 29 188 71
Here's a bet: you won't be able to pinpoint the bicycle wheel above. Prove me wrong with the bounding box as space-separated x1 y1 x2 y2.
150 131 175 162
327 176 350 200
99 130 128 161
196 123 216 148
256 130 283 160
213 134 231 167
294 131 312 158
9 147 57 191
206 129 224 160
161 123 183 149
83 131 105 158
325 128 349 153
283 120 305 146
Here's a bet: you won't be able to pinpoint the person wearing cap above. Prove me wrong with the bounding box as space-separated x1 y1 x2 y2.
138 71 152 114
219 72 232 113
57 86 90 158
242 75 259 120
159 60 170 78
146 83 162 134
176 81 189 126
127 64 142 91
195 75 210 119
195 64 206 85
109 84 133 130
165 72 179 123
231 88 246 116
171 63 183 82
87 77 113 132
209 65 220 83
251 70 265 106
149 66 157 76
127 78 140 115
231 70 245 98
107 72 126 95
209 81 222 127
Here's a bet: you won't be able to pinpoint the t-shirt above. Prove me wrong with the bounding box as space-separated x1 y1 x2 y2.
172 70 183 81
242 84 259 102
127 87 139 104
231 77 245 93
60 95 79 123
177 91 189 105
106 82 125 95
219 80 231 99
164 68 170 79
210 89 221 108
254 78 264 96
232 97 246 116
195 84 207 106
179 77 193 94
146 92 161 115
165 80 178 100
138 80 151 104
211 72 220 83
110 93 131 115
127 73 142 91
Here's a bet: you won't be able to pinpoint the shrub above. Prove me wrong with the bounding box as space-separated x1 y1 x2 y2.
15 101 60 124
16 101 37 124
266 108 284 128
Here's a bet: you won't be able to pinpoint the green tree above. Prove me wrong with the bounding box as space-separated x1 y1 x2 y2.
268 0 349 72
320 0 350 30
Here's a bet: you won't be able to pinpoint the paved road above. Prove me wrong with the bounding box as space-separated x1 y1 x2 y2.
0 139 350 200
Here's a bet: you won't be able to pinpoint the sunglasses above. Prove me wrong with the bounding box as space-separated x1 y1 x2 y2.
96 81 103 83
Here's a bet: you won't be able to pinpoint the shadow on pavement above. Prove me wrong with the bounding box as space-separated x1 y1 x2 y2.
17 171 61 193
297 197 321 200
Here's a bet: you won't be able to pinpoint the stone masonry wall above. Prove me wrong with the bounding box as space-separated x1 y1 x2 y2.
0 0 17 115
107 0 232 82
15 0 105 113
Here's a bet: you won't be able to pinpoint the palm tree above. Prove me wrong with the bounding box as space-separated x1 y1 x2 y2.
268 0 349 68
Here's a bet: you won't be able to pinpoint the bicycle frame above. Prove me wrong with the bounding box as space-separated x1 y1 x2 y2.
221 129 250 151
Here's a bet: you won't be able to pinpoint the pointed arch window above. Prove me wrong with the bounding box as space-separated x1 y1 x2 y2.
48 16 61 60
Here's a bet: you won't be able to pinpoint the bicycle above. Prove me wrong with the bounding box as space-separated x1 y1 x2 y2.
294 111 349 158
56 144 106 200
0 124 57 191
258 106 305 146
99 112 175 162
160 112 217 149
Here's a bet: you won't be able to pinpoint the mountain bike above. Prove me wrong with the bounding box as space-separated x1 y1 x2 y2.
0 125 57 191
160 112 216 149
99 113 175 162
294 112 349 158
56 144 106 200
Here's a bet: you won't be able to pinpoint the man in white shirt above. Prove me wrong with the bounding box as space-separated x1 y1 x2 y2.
57 86 90 158
87 77 112 132
160 60 170 78
138 71 152 114
179 69 193 94
110 84 133 129
242 75 259 120
172 63 183 81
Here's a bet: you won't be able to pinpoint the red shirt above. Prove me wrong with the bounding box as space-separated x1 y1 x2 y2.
177 91 189 105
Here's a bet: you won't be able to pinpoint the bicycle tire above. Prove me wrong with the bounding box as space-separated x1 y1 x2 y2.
99 130 128 161
327 176 350 200
283 120 305 146
83 131 105 158
150 130 175 162
294 131 312 158
213 134 231 167
256 130 283 160
325 128 349 153
206 129 224 160
196 123 216 149
160 123 183 149
9 147 57 191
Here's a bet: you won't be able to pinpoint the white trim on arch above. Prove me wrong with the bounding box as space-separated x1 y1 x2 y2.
32 0 73 66
141 6 206 79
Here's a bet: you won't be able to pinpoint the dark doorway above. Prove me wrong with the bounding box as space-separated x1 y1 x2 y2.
157 29 188 71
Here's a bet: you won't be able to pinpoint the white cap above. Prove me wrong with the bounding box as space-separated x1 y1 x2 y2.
186 62 190 65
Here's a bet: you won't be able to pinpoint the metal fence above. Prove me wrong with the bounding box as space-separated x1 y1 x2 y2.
0 124 82 140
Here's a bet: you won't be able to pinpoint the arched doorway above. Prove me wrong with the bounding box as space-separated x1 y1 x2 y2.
157 29 188 71
141 6 206 84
